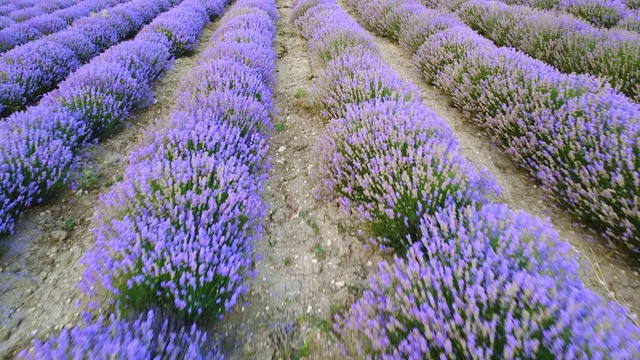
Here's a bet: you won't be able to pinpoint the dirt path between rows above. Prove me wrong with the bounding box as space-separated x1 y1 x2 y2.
338 0 640 321
0 20 223 359
209 0 379 358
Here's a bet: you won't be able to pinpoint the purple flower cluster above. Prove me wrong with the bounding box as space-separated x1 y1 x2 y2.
137 1 210 56
19 309 222 359
82 0 276 322
0 0 220 235
0 0 129 53
620 9 640 31
294 0 498 252
0 0 176 117
295 0 640 357
445 0 640 100
336 205 640 358
350 0 640 253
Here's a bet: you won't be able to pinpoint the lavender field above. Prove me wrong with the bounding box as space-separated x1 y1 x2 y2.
1 0 640 358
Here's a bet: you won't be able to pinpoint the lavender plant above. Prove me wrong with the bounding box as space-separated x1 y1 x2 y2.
311 55 419 119
19 310 223 359
320 100 498 252
336 205 640 358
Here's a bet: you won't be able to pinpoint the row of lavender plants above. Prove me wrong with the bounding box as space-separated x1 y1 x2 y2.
293 0 640 357
500 0 630 28
0 0 51 17
81 0 276 323
0 0 129 52
356 0 640 254
0 0 222 235
20 0 278 357
0 0 179 117
0 0 83 28
421 0 640 101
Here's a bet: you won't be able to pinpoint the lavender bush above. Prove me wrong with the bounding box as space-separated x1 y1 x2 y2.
620 9 640 32
42 61 153 136
336 205 640 358
319 100 498 251
311 55 419 119
82 0 275 321
0 16 14 30
137 2 209 55
19 310 222 359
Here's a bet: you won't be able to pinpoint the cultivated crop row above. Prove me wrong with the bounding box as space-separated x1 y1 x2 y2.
0 0 129 52
350 0 640 255
0 0 183 117
500 0 631 28
0 0 85 21
292 0 640 357
19 0 278 357
0 0 221 235
0 0 83 29
420 0 640 101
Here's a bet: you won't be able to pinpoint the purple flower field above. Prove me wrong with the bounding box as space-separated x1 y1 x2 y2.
1 0 639 357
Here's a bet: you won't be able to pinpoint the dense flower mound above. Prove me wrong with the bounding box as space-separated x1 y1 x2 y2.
19 310 223 359
311 55 420 119
0 0 222 235
137 2 209 56
319 100 498 252
0 0 177 117
348 0 640 254
294 0 498 251
336 205 640 358
82 0 276 322
433 0 640 100
0 0 129 53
